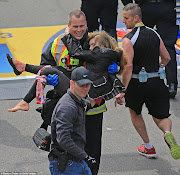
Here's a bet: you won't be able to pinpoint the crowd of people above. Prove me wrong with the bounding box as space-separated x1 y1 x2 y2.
7 1 180 175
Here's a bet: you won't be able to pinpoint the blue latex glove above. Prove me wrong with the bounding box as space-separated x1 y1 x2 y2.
108 62 118 74
47 74 58 86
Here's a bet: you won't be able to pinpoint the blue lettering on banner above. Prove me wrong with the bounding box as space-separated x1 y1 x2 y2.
0 33 13 38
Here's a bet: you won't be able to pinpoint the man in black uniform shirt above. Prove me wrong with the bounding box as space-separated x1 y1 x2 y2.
81 0 118 40
115 3 180 160
121 0 179 98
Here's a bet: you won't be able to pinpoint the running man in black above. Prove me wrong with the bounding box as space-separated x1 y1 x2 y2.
115 3 180 160
121 0 178 98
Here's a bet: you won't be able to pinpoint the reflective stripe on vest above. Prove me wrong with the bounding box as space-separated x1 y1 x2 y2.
51 36 68 66
86 103 107 115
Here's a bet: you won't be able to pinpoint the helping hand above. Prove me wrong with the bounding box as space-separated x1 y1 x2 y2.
108 62 118 74
66 35 79 56
47 74 58 86
114 93 125 107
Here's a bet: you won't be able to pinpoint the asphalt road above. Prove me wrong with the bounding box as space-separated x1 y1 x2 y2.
1 92 180 175
0 0 180 175
0 0 123 29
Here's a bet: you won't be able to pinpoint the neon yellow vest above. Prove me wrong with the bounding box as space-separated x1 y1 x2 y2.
51 36 68 66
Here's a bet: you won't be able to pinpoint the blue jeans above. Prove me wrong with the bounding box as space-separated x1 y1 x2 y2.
49 159 92 175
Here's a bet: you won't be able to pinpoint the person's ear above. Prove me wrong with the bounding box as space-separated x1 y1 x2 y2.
70 80 73 86
134 15 139 22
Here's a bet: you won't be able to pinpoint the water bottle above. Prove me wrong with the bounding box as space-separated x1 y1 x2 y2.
139 67 147 83
158 64 166 79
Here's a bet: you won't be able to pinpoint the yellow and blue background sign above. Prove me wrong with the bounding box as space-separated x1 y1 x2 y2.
0 25 67 78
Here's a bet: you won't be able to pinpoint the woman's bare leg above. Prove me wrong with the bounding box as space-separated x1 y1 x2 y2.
8 67 70 112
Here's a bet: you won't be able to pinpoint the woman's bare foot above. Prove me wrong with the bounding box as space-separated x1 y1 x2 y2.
8 100 29 112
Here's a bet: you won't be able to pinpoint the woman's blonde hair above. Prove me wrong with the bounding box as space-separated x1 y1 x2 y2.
88 30 127 75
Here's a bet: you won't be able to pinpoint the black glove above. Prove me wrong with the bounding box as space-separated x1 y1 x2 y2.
66 35 80 56
85 155 96 168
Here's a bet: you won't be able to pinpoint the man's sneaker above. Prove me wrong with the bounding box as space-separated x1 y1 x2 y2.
164 132 180 160
137 145 156 158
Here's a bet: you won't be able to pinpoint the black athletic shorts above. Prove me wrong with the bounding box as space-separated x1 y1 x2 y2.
125 77 170 119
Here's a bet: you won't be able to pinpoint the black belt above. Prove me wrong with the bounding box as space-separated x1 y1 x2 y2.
49 149 80 162
142 0 169 3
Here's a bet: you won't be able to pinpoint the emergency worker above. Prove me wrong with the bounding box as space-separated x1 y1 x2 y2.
41 11 108 175
8 10 107 175
115 3 180 160
121 0 179 98
48 67 94 175
81 0 118 40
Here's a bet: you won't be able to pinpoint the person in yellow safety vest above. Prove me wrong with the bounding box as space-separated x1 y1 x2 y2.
40 10 108 175
42 22 107 116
